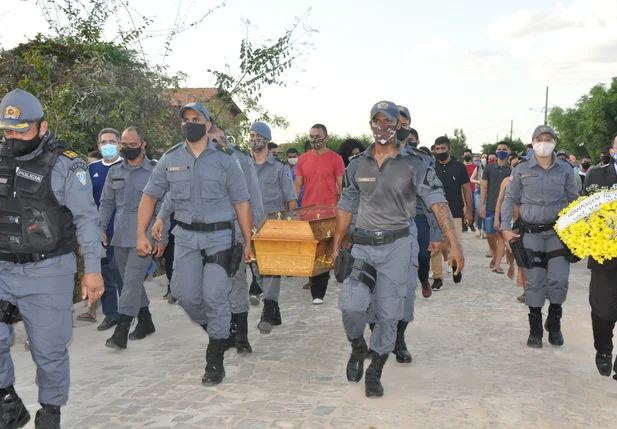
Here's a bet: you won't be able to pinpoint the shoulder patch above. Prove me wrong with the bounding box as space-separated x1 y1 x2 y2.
423 167 442 189
69 161 88 173
61 150 80 160
165 142 183 154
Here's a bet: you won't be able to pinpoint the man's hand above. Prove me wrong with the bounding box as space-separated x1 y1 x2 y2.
102 232 108 247
151 218 164 242
428 241 442 253
494 219 501 231
480 207 486 219
81 273 105 306
465 210 473 227
501 230 520 252
137 233 153 257
448 243 465 275
328 247 340 266
244 243 256 263
153 243 165 259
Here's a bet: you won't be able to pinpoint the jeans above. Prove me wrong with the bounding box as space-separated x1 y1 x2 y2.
474 190 483 231
101 242 123 321
414 214 431 283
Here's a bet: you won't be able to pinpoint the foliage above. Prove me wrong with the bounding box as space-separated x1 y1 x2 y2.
443 128 467 159
549 78 617 159
481 137 526 157
208 11 317 146
281 133 373 159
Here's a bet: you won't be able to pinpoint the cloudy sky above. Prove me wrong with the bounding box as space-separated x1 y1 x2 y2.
1 0 616 151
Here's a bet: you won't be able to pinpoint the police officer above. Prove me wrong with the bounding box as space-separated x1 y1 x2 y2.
249 122 297 334
330 101 463 397
0 89 105 428
137 102 254 385
99 126 168 350
501 125 579 348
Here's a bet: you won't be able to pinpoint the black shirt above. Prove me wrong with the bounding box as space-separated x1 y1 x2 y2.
482 161 512 211
434 158 470 218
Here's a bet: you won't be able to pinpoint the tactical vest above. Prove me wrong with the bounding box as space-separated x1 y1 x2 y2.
0 139 75 258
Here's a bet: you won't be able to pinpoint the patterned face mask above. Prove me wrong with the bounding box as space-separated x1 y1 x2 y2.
251 139 267 153
310 137 325 149
371 125 397 145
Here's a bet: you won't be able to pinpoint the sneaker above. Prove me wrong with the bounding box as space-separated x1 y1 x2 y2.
421 281 432 298
517 294 526 303
445 265 452 274
312 298 324 305
249 294 261 306
97 317 118 331
431 278 443 291
469 225 476 232
163 291 171 300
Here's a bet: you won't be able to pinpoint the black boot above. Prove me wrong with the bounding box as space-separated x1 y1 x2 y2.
0 385 30 429
34 404 60 429
544 304 564 346
365 353 388 398
346 336 368 382
272 301 282 326
527 311 543 349
105 314 133 349
225 314 238 351
129 307 156 340
596 353 613 377
393 321 412 363
235 312 252 354
258 299 276 334
202 338 226 385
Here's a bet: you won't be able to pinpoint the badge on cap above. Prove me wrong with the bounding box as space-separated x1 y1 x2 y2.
377 102 389 109
541 126 549 133
75 170 87 186
3 105 20 120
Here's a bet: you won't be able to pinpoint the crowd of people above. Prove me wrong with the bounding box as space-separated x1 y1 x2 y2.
1 88 616 428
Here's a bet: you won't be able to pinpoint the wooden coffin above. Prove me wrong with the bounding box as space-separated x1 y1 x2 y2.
252 204 345 277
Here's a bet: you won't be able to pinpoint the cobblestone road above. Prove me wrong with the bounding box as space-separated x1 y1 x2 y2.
11 233 617 428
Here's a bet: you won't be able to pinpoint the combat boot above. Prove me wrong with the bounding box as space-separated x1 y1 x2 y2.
393 321 412 363
595 353 612 377
365 353 388 398
225 314 238 351
105 314 133 350
0 385 30 429
235 312 252 354
129 307 155 340
544 304 564 346
527 312 543 349
346 336 368 382
257 299 276 334
202 338 226 385
34 404 60 429
272 301 282 326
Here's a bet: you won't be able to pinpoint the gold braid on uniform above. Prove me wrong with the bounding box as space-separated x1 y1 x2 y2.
433 202 455 232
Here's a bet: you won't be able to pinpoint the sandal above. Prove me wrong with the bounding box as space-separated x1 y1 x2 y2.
489 260 495 269
77 313 97 322
507 267 515 279
492 268 505 274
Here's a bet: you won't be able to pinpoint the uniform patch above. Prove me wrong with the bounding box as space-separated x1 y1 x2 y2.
520 173 538 178
357 177 376 183
3 105 20 120
62 150 80 160
424 168 442 188
69 161 88 173
167 166 189 172
16 169 43 183
75 170 87 186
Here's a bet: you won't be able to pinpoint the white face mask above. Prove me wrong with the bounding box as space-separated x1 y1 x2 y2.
287 157 298 165
532 140 556 157
481 158 487 166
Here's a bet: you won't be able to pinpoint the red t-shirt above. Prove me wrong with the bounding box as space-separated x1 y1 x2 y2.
465 164 477 192
295 150 345 206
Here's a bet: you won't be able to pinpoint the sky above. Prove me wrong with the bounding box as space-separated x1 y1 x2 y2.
1 0 616 152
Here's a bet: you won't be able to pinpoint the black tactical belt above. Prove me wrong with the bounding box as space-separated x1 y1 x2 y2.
351 227 410 246
0 247 73 264
518 221 556 234
177 221 232 232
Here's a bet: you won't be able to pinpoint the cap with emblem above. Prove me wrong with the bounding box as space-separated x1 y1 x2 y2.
397 105 411 122
370 101 399 122
532 125 556 141
250 122 272 140
0 89 44 133
178 102 211 122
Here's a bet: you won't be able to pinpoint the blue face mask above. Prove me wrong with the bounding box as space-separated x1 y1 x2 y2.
496 151 509 160
101 143 118 160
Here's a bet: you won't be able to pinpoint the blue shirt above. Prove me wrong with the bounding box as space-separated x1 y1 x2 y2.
89 158 122 236
289 165 304 206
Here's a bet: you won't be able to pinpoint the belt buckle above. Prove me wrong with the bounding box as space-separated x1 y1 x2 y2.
373 231 386 245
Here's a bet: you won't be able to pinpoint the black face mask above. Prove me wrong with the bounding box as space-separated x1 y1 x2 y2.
436 152 449 162
182 123 207 143
6 127 43 157
602 155 611 165
121 145 143 161
396 128 410 142
463 156 472 162
581 162 591 170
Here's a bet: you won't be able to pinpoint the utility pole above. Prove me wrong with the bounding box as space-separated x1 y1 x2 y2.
544 86 549 125
510 120 513 141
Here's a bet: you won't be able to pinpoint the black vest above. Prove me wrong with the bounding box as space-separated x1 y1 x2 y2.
0 138 75 257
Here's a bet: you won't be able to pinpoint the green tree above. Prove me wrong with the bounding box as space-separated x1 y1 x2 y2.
444 128 467 159
549 78 617 159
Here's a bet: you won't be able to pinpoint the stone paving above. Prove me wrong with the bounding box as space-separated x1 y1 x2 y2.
11 233 617 429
